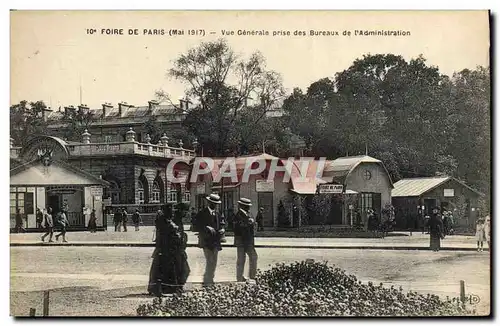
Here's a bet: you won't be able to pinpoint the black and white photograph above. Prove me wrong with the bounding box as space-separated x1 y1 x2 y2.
8 10 491 317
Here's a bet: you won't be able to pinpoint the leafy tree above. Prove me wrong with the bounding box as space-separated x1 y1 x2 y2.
157 39 285 156
10 100 49 146
61 107 96 142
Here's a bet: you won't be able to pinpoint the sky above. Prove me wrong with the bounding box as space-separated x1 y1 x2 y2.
10 10 490 109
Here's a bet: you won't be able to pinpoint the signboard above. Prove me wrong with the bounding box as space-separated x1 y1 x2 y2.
319 184 344 194
197 182 206 194
103 198 112 206
90 187 103 196
94 195 102 201
443 189 455 197
256 180 275 192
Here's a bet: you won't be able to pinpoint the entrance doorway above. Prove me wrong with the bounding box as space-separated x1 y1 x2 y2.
424 198 437 216
257 193 274 227
48 195 61 214
328 196 343 225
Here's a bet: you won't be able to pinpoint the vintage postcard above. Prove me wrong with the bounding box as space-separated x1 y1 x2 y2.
9 10 491 317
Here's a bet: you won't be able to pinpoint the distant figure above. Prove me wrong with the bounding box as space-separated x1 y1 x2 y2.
113 209 122 232
132 209 142 231
15 208 26 233
36 208 43 229
475 218 486 252
428 207 444 252
41 207 54 243
256 207 265 232
484 215 491 251
367 209 377 231
88 209 97 233
122 208 128 232
190 207 197 232
55 209 69 242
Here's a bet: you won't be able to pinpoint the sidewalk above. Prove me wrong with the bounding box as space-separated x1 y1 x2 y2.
10 226 485 251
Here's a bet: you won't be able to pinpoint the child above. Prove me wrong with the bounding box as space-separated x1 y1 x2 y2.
475 218 485 252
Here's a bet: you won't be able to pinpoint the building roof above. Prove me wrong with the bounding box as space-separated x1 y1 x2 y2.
323 155 394 187
391 176 483 197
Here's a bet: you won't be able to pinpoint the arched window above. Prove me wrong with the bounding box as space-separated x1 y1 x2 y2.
137 180 145 204
151 181 161 203
167 182 178 203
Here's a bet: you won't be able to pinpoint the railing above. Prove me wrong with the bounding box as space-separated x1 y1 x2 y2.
67 141 196 159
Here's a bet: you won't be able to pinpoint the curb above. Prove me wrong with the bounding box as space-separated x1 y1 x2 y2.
9 242 486 251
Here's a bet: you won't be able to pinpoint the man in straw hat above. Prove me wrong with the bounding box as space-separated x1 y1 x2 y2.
233 197 258 282
194 193 225 286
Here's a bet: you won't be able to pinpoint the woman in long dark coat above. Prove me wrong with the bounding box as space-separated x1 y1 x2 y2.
428 207 445 252
148 205 190 296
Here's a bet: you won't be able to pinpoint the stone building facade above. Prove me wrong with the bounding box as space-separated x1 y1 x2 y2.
10 127 196 229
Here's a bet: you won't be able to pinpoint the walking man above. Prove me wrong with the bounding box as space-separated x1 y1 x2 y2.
122 207 128 232
113 208 122 232
234 198 258 282
41 207 54 243
132 209 141 231
55 209 70 242
194 194 225 286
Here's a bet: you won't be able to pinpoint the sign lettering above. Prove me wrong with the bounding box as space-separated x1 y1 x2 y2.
319 184 344 194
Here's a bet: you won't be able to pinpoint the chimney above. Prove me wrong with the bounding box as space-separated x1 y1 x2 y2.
179 99 185 111
64 105 76 116
148 100 159 113
102 102 113 118
118 102 132 117
78 104 88 115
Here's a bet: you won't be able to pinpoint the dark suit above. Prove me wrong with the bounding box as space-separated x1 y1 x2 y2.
233 209 258 281
194 207 225 285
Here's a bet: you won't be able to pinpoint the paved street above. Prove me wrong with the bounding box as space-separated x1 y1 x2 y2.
10 246 490 316
10 226 484 250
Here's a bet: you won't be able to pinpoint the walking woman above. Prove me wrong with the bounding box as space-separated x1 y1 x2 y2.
147 205 190 296
428 207 445 252
88 209 97 233
484 215 491 252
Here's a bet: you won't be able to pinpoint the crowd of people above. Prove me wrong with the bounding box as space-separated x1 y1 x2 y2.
147 193 261 297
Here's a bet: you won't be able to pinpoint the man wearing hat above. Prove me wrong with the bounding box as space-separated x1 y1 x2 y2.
233 198 258 282
194 193 226 286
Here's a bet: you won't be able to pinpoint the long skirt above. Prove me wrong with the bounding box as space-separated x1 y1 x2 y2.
147 249 190 296
430 234 441 251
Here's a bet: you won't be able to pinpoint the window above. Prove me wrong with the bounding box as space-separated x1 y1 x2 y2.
167 182 178 203
182 191 191 203
151 181 161 203
104 135 112 143
138 180 145 204
358 193 373 214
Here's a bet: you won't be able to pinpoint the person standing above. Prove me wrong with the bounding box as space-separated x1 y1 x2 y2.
41 207 54 243
255 207 265 232
36 208 43 229
442 211 450 236
132 209 141 231
484 215 491 252
194 194 225 286
428 207 445 252
88 209 97 233
122 208 128 232
475 218 486 252
113 208 122 232
234 198 258 282
148 205 190 296
15 208 26 233
55 209 69 242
